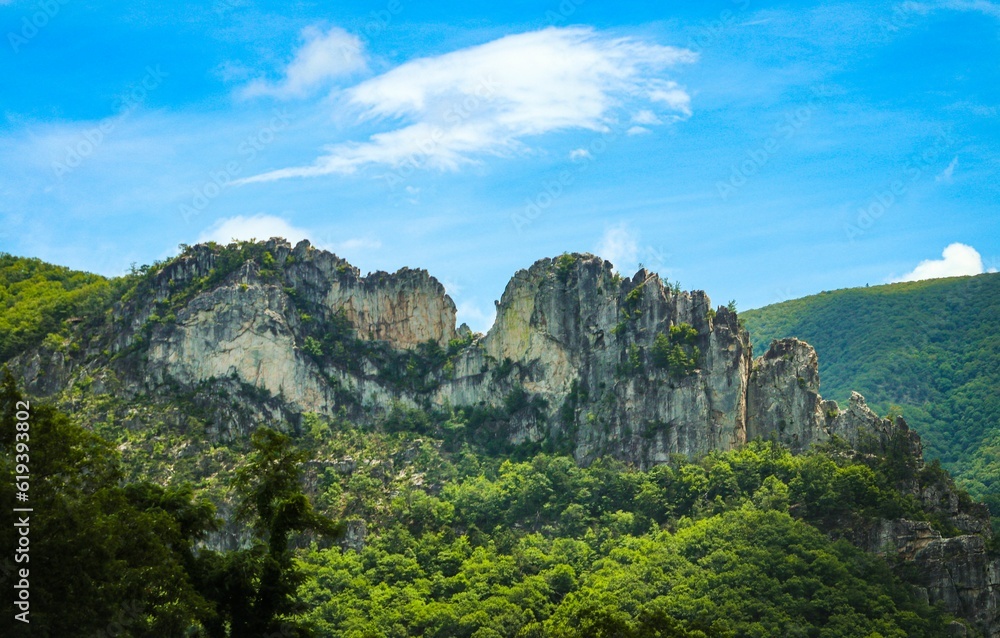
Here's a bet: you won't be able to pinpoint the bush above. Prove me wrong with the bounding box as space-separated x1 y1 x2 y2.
651 324 700 378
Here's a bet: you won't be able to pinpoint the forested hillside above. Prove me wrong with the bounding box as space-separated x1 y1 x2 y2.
0 374 976 637
0 253 114 361
742 274 1000 519
3 245 999 636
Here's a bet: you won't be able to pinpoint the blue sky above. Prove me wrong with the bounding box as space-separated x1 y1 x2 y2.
1 0 998 331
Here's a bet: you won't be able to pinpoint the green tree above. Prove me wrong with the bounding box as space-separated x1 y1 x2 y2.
0 369 217 637
203 427 343 638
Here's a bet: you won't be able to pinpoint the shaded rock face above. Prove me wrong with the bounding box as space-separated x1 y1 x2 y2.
11 244 925 463
856 519 1000 637
746 338 825 452
435 255 912 468
437 255 753 464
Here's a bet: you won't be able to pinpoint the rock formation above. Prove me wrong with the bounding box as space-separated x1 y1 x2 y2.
6 239 998 635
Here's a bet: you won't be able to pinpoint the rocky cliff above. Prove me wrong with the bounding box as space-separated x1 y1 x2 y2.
6 240 922 462
6 238 998 635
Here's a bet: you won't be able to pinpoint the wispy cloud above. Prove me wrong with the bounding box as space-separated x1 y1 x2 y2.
198 214 312 244
596 223 640 274
631 109 661 125
935 156 958 184
897 0 1000 18
238 27 696 183
241 26 367 99
455 300 496 333
891 242 987 282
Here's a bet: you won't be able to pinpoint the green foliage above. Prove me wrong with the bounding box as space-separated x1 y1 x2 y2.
0 370 218 636
555 253 577 283
492 356 515 381
651 323 701 378
292 442 958 637
617 343 643 377
0 364 972 637
0 254 112 362
622 283 645 319
1 245 989 636
743 273 1000 526
205 427 342 638
302 336 324 358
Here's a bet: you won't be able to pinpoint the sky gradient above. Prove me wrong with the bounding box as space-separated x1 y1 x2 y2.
2 0 998 331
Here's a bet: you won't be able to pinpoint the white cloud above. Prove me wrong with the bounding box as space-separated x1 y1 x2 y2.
335 237 381 252
631 109 661 125
239 27 696 183
596 224 640 274
935 156 958 184
242 26 367 99
891 243 986 282
198 214 312 244
897 0 1000 18
197 215 382 259
455 300 496 333
626 126 652 135
569 148 592 160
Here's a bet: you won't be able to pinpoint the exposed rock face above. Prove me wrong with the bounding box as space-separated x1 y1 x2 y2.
1 244 951 465
747 338 825 451
147 261 337 415
439 255 753 464
856 519 1000 637
283 240 457 350
7 241 998 635
149 238 457 352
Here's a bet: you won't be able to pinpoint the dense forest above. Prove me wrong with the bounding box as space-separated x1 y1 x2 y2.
743 273 1000 526
0 372 977 637
2 250 998 636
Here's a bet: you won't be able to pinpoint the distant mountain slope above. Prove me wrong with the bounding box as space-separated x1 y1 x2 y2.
742 273 1000 512
0 253 112 361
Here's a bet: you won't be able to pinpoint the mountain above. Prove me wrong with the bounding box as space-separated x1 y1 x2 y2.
1 239 920 463
2 241 999 636
742 274 1000 519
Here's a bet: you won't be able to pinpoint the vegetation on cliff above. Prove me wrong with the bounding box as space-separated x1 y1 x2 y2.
1 369 978 637
2 244 998 635
743 273 1000 525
